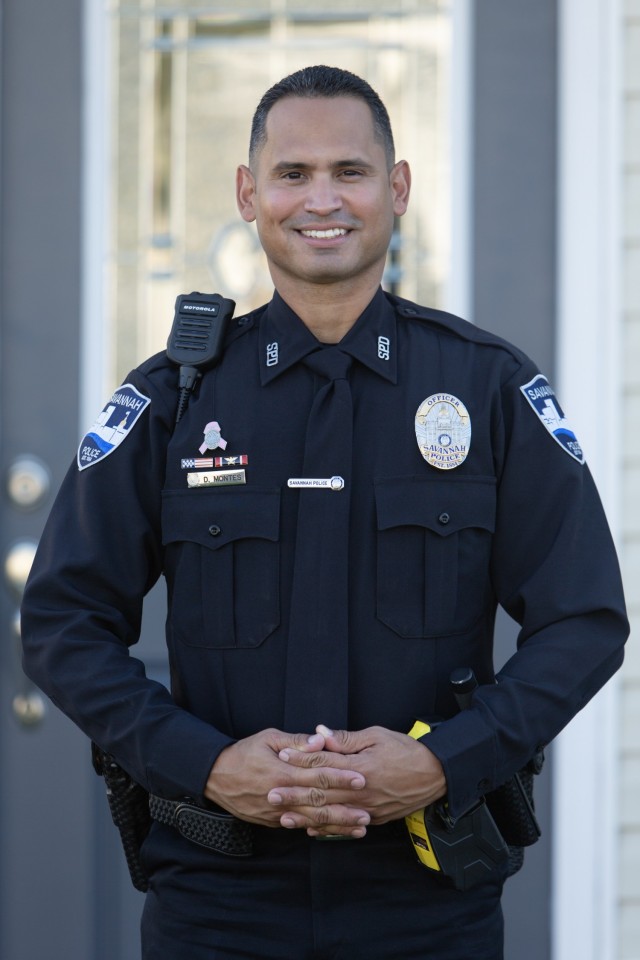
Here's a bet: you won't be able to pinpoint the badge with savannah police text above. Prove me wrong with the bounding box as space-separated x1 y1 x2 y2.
520 375 585 463
77 384 150 471
415 394 471 470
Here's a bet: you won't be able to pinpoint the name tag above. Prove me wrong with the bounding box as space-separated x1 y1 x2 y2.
287 476 344 491
187 469 246 488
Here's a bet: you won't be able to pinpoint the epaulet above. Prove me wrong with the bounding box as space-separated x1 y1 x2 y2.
387 293 528 363
137 349 173 377
136 303 268 383
222 302 268 349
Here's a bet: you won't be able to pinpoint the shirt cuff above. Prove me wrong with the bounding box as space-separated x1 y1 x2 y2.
144 714 236 801
422 709 498 819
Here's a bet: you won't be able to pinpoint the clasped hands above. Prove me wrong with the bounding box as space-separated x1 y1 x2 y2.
205 725 446 839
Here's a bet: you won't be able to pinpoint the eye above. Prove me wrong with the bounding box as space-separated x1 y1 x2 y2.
281 170 305 181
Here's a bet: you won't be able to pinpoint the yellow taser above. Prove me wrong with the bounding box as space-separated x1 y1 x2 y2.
404 719 441 873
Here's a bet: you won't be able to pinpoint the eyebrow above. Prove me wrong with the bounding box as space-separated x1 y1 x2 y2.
271 158 377 174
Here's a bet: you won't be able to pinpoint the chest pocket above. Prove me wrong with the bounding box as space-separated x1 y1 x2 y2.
375 476 496 639
161 487 280 648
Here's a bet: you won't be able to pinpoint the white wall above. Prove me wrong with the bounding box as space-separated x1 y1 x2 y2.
555 1 625 958
617 3 640 956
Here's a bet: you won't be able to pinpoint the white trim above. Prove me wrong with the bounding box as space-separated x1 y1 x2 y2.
446 0 473 321
554 2 622 958
81 0 111 429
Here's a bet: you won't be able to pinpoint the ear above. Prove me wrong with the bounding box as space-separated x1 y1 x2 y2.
390 160 411 217
236 164 257 222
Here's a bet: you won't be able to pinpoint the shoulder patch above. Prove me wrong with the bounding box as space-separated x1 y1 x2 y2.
520 374 584 464
77 383 150 471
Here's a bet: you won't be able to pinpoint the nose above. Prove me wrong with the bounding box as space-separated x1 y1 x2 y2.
304 175 342 216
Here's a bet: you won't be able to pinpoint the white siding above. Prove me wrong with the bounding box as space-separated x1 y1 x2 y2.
619 2 640 957
555 3 623 957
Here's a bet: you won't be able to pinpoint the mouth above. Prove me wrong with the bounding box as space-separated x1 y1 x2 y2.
299 227 349 240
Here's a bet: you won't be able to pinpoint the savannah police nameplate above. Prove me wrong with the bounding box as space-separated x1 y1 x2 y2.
415 393 471 470
287 476 345 490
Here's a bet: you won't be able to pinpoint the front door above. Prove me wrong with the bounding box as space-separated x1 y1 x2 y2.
0 3 549 958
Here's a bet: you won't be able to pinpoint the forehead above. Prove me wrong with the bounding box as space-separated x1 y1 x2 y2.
260 96 383 165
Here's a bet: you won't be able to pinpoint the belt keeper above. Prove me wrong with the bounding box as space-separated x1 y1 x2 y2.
149 795 253 857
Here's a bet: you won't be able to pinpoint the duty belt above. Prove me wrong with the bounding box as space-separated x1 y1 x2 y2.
149 795 253 856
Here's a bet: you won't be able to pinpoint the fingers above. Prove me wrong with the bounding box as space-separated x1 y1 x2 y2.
273 725 375 765
268 729 327 755
278 727 363 767
315 725 370 754
278 803 371 838
267 763 369 837
267 764 365 807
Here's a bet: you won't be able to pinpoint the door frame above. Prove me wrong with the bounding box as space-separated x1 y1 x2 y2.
555 1 623 957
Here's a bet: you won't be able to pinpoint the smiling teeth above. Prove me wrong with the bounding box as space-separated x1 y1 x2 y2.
302 228 347 239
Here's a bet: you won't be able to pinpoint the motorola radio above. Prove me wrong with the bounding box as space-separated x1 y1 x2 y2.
166 291 236 423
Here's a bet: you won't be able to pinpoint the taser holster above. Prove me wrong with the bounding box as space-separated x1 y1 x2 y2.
405 713 543 890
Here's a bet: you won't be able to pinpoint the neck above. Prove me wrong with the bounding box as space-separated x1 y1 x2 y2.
271 274 382 344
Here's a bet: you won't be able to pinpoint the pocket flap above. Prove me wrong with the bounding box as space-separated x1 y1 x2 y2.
375 476 496 537
161 487 281 550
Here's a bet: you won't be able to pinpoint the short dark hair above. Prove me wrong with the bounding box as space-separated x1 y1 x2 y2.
249 65 395 169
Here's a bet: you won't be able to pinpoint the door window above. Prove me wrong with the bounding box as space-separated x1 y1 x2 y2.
108 1 453 381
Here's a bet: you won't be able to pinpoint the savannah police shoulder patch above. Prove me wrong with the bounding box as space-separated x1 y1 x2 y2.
77 383 150 471
520 374 584 464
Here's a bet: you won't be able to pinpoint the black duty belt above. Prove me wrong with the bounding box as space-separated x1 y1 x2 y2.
149 795 253 856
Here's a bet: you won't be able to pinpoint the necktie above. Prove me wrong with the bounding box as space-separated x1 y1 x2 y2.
283 347 353 733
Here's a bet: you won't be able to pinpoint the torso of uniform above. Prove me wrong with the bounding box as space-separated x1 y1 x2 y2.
21 287 628 814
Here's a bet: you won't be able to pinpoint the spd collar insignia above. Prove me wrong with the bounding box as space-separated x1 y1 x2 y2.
77 383 150 471
415 394 471 470
520 374 584 463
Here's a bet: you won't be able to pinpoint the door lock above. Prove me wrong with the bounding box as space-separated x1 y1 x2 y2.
6 456 51 509
4 540 38 594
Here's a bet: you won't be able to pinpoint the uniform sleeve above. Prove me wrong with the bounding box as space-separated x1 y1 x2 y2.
20 365 234 799
426 360 629 818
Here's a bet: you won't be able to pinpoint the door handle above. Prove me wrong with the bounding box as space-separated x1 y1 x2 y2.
4 539 46 727
4 455 51 727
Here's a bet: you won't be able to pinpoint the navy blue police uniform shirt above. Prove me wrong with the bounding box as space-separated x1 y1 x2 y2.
21 288 629 818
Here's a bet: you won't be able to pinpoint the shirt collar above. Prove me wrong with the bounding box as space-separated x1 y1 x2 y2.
259 287 398 385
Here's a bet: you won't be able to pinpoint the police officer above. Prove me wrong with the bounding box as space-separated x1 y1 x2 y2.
21 66 628 959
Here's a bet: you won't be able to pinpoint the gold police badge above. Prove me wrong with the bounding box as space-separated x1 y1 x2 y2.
415 393 471 470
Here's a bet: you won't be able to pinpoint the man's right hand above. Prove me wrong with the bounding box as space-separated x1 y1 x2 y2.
204 728 370 836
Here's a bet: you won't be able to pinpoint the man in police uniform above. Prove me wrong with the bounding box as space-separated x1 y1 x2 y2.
22 66 628 959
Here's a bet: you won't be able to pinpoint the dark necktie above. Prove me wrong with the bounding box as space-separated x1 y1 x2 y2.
283 347 353 733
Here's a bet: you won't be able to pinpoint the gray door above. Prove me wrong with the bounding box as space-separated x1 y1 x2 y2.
0 1 147 957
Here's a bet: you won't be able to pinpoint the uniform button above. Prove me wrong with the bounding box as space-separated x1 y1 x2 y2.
208 524 222 537
438 512 450 525
237 316 250 326
404 307 418 315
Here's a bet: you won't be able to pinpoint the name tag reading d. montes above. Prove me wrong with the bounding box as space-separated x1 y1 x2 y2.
187 469 246 488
